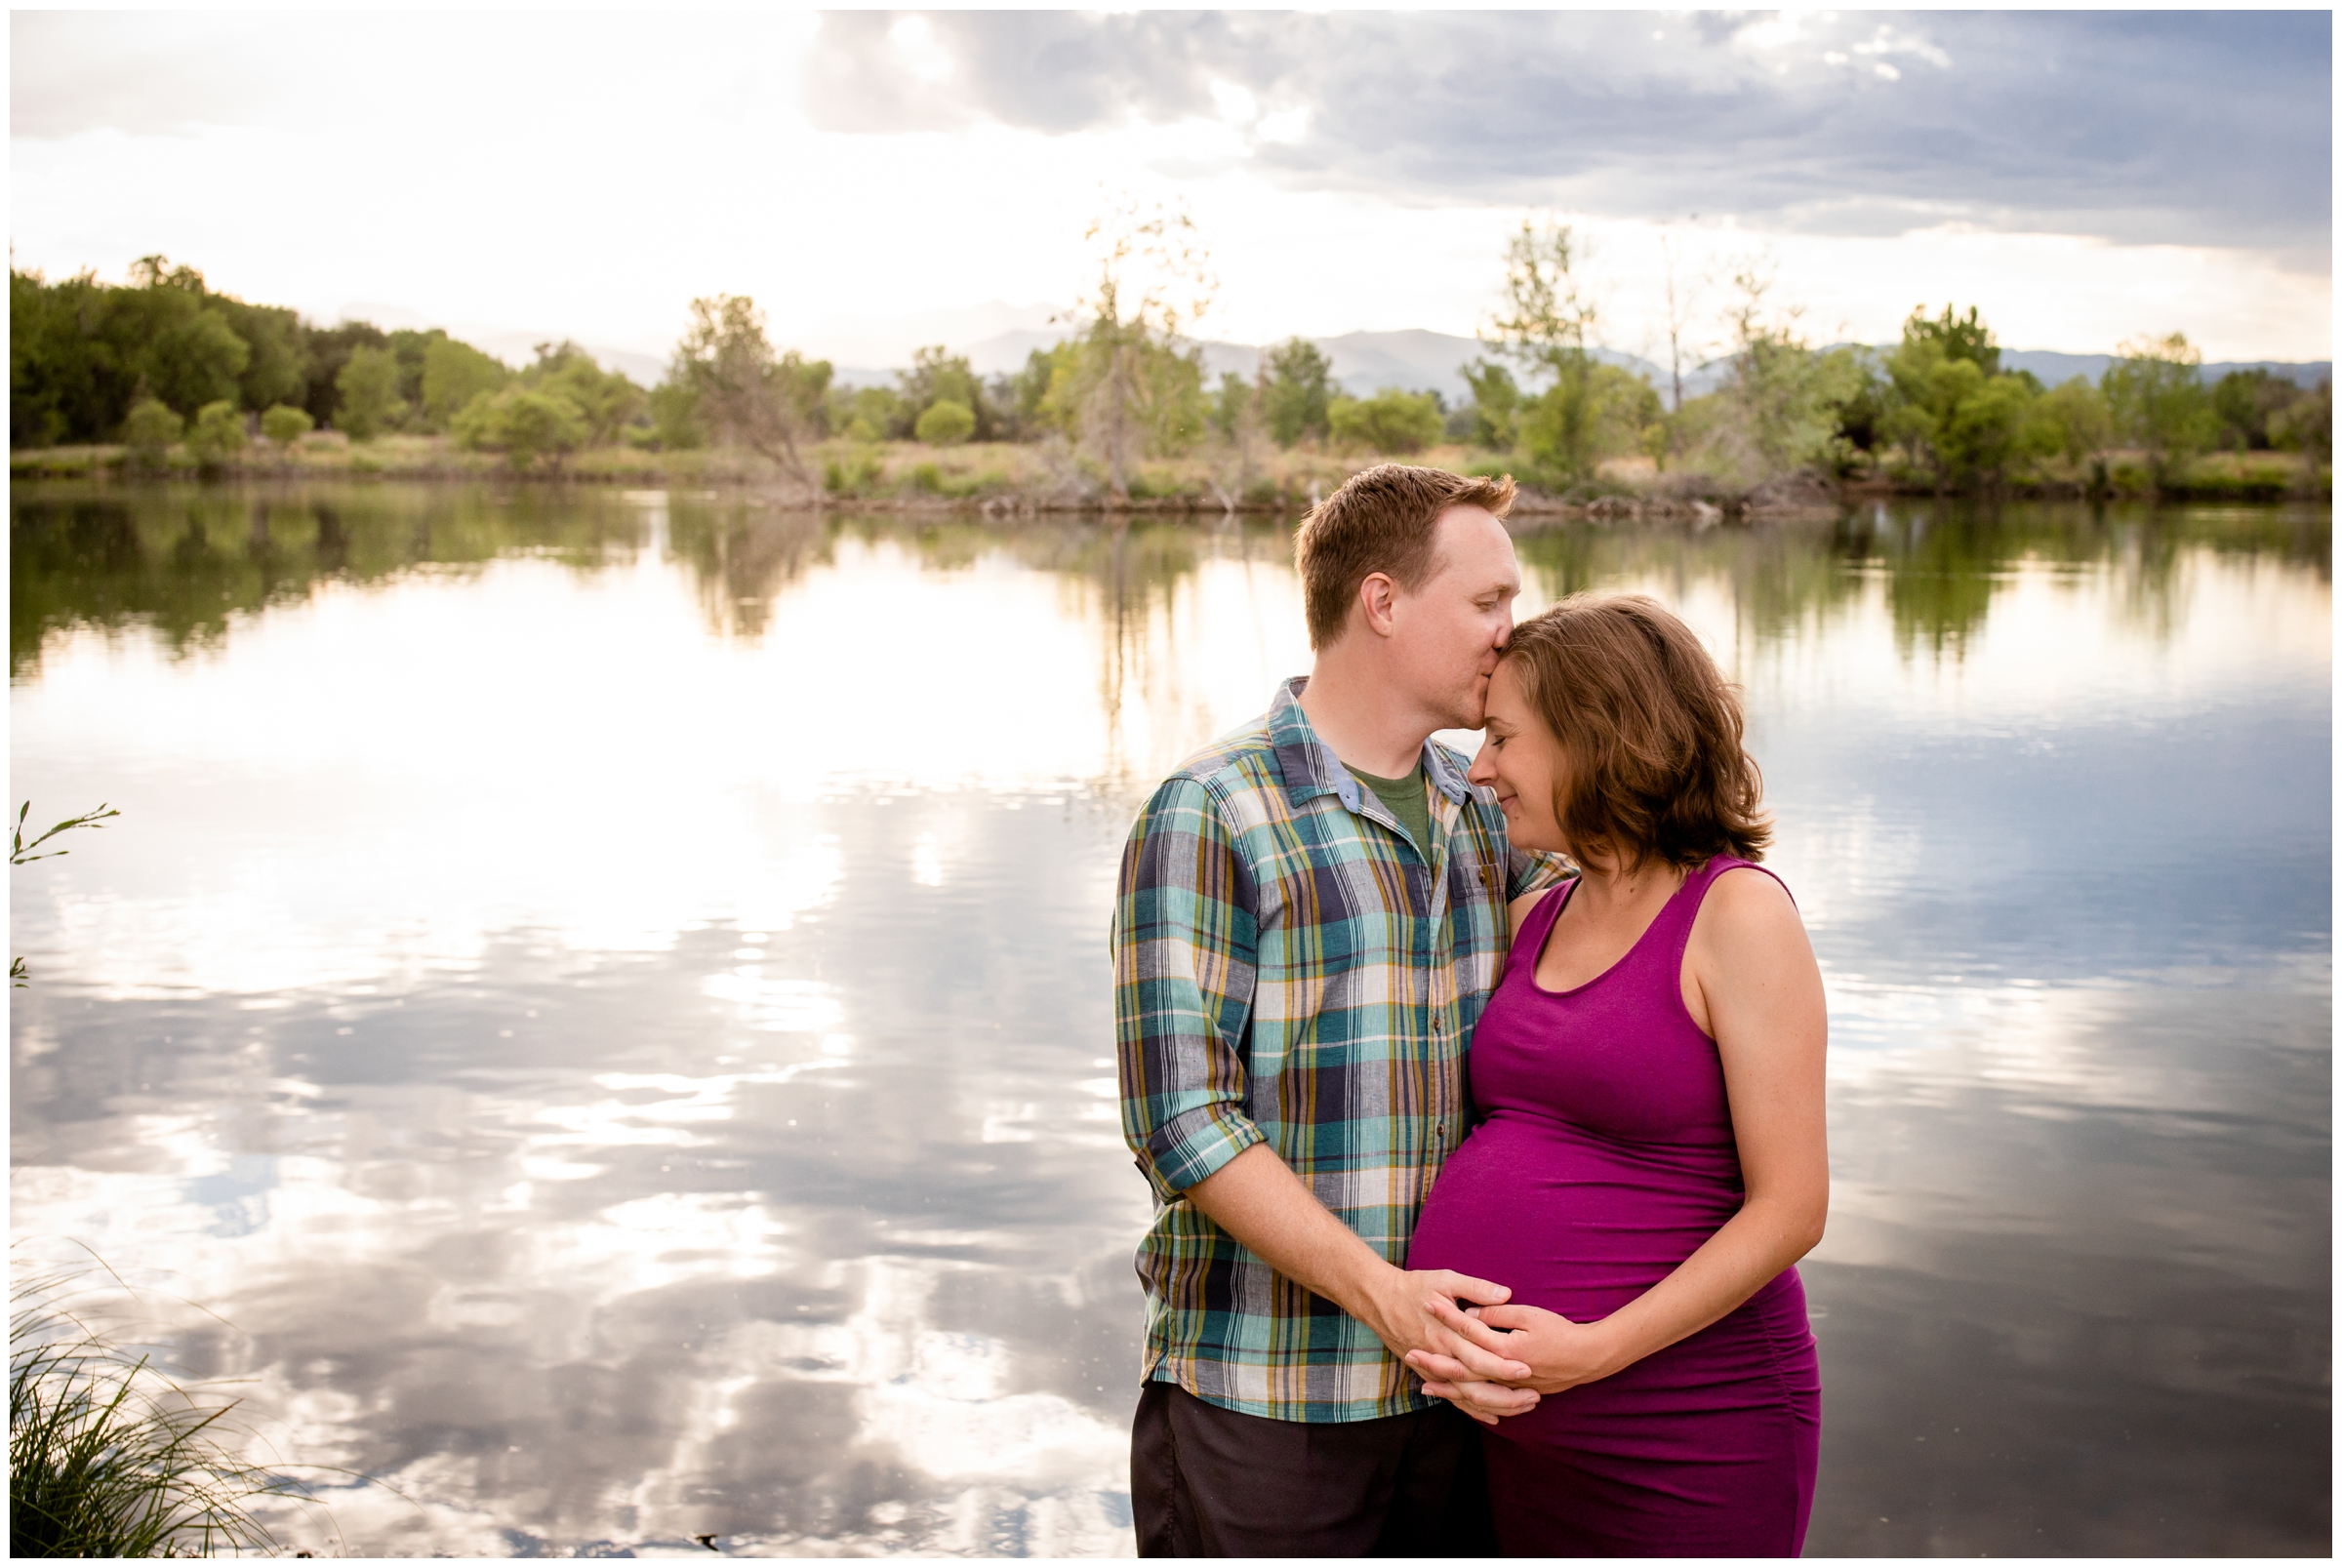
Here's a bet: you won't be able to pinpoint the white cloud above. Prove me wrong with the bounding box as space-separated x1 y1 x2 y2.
1207 78 1257 126
887 14 954 86
7 11 2328 363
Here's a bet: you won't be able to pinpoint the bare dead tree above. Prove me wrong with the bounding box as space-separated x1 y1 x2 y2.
671 295 831 496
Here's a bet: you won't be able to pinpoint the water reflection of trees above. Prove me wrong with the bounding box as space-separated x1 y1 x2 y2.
22 486 2322 689
1514 502 2331 662
10 482 648 678
666 498 830 640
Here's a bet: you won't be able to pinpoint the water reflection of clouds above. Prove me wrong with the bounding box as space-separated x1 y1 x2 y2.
14 499 2328 1555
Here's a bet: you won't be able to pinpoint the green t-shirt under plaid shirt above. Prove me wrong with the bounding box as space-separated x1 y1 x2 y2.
1111 676 1566 1423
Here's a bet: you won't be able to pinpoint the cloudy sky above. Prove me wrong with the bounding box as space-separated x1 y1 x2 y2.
10 9 2332 367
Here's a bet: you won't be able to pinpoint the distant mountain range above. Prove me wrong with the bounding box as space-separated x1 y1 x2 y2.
831 328 1651 404
327 295 2328 402
831 327 2329 405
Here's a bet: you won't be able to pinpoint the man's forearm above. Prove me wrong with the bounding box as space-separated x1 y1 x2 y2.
1183 1143 1395 1322
1181 1143 1536 1401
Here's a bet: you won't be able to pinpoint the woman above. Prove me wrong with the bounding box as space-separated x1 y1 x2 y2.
1404 593 1829 1557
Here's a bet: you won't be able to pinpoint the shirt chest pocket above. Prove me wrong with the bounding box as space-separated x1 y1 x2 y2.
1448 849 1504 908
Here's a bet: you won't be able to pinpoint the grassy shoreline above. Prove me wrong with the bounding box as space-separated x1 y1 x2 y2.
11 434 2326 511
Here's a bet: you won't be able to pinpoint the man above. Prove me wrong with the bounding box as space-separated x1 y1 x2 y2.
1112 463 1565 1556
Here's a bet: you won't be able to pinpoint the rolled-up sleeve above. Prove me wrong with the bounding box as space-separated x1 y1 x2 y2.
1112 775 1263 1200
1508 842 1573 900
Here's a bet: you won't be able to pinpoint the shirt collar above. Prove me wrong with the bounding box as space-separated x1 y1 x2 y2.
1270 676 1474 810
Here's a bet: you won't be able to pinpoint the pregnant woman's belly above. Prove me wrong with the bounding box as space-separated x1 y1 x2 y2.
1407 1110 1812 1453
1409 1109 1747 1319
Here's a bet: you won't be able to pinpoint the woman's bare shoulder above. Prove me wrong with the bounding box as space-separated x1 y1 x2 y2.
1506 886 1558 942
1693 864 1806 951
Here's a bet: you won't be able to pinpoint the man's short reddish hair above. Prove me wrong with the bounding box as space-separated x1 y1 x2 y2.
1292 463 1516 650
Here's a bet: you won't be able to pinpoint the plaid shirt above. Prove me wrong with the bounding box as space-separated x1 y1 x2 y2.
1112 677 1564 1423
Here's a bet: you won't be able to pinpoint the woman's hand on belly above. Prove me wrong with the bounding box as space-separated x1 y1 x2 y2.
1406 1297 1625 1404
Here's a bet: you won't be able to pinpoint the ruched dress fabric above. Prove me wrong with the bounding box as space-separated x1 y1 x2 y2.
1406 857 1820 1557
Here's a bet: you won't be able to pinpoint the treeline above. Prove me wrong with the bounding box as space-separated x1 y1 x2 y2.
12 241 2332 499
12 258 659 468
1446 221 2332 497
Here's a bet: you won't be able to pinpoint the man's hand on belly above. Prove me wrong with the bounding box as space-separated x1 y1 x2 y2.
1185 1144 1537 1390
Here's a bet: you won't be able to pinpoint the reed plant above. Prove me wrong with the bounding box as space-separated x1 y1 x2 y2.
10 1265 295 1557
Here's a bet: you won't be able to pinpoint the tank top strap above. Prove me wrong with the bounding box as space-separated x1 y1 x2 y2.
1658 856 1794 975
1508 877 1577 977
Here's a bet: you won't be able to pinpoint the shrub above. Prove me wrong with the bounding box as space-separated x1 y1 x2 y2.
117 399 182 471
334 345 405 441
183 401 246 472
258 404 313 451
908 460 945 494
1328 388 1444 455
452 385 587 471
914 398 976 446
823 449 885 496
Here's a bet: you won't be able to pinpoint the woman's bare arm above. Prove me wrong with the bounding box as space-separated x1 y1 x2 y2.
1414 867 1828 1400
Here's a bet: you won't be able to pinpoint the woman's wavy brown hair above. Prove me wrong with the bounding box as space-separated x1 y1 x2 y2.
1499 593 1770 870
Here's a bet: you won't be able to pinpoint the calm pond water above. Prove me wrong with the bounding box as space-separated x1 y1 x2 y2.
10 482 2330 1557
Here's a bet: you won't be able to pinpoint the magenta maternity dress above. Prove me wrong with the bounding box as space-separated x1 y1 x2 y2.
1407 857 1821 1556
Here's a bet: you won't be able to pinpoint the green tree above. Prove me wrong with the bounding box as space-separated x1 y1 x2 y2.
112 260 251 417
523 342 645 447
898 346 988 438
2104 333 2217 486
995 347 1065 442
2268 379 2332 472
1207 371 1256 440
259 403 313 451
1902 303 2001 376
670 295 832 488
1728 267 1864 477
1328 388 1444 455
828 384 904 443
914 398 976 445
118 397 182 470
384 329 440 414
208 295 308 413
646 381 706 450
1878 304 2050 488
2209 368 2303 451
2036 377 2113 471
1667 261 1865 488
1824 350 1890 468
184 400 247 472
1261 337 1333 448
1482 218 1668 482
334 345 405 440
451 384 586 470
1939 373 2050 483
1458 358 1520 451
9 267 115 446
297 321 388 429
1204 368 1267 508
420 337 509 430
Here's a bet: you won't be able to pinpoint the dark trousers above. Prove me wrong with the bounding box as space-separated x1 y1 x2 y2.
1131 1380 1496 1557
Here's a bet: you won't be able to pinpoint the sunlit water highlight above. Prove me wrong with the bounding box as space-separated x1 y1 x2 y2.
11 485 2328 1555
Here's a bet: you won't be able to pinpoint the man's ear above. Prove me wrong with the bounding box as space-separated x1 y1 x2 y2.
1357 572 1399 639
